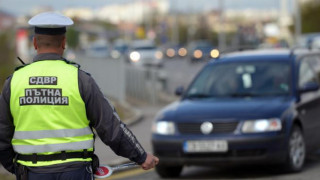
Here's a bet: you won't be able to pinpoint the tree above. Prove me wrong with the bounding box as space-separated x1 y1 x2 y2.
66 27 79 49
293 1 320 33
0 31 15 90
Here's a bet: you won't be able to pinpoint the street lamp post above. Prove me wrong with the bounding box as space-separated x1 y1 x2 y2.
294 0 302 42
172 0 179 44
218 0 226 51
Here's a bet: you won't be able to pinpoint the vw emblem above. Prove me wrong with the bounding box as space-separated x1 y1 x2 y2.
200 122 213 134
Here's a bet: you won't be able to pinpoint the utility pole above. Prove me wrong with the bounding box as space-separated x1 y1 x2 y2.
144 0 152 38
279 0 291 43
172 0 179 44
187 1 195 44
294 0 302 42
218 0 226 50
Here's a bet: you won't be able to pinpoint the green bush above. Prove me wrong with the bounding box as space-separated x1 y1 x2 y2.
290 2 320 34
0 31 15 91
301 2 320 33
66 27 79 49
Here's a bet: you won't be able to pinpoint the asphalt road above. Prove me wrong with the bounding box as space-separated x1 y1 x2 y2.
105 104 320 180
112 157 320 180
106 102 320 180
102 100 320 180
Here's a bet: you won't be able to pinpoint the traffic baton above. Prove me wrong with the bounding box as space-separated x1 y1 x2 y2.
94 162 138 179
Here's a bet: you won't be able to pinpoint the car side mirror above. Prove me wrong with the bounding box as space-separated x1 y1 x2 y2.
299 82 320 94
175 86 184 96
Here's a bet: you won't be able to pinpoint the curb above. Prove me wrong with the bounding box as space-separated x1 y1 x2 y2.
120 101 144 126
158 91 179 104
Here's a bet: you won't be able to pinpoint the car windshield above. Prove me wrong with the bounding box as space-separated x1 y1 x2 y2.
92 47 108 51
115 45 128 52
185 61 291 99
133 46 156 50
196 45 212 50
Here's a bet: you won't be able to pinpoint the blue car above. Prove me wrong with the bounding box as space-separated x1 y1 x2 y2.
187 40 216 62
152 49 320 178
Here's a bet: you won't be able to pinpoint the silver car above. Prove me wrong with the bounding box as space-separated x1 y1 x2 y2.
128 40 163 68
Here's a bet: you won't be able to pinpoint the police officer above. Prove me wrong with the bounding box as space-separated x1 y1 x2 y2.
0 12 159 180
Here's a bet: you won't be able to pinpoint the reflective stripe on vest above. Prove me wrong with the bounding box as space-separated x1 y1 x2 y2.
10 60 93 166
13 127 92 140
13 139 94 154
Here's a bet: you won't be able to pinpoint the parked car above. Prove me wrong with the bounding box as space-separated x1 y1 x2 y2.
297 33 320 49
187 40 217 62
160 42 186 59
85 40 111 58
311 36 320 50
111 39 129 59
152 48 320 178
128 39 163 67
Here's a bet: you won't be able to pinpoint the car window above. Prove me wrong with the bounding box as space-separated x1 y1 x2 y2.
186 61 291 98
91 46 108 51
304 55 320 82
299 60 317 88
133 46 156 50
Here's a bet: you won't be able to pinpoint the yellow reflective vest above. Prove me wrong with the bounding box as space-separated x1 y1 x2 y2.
10 60 94 167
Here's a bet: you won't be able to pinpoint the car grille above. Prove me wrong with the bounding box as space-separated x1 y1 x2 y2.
155 149 266 158
177 122 239 134
184 149 266 158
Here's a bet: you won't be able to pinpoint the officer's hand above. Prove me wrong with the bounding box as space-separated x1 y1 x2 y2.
141 153 159 170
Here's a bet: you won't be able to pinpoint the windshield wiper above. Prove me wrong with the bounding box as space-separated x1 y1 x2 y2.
185 93 213 99
230 92 288 97
230 92 262 97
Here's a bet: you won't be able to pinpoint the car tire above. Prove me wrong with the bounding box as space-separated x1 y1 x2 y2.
155 164 183 178
285 125 306 172
157 63 164 69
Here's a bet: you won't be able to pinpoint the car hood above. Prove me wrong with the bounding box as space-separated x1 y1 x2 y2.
158 97 294 122
199 47 213 53
136 50 157 58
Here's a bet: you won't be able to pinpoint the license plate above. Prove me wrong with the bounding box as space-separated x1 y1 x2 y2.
183 140 228 153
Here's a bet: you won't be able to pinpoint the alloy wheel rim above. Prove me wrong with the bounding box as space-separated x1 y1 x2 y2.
289 131 305 168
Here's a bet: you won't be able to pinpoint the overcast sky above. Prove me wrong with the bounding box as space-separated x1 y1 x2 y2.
0 0 292 16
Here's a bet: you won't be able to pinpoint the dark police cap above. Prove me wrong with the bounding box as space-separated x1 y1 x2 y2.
28 12 74 35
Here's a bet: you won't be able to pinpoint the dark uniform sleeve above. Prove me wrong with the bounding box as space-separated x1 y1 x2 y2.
0 76 16 174
78 70 147 165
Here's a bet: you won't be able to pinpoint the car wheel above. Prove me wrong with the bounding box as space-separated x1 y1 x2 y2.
155 164 183 178
285 126 305 172
157 63 164 69
190 58 196 63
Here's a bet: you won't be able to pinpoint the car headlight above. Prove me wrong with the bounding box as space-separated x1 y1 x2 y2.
130 51 140 62
111 50 121 59
152 121 175 135
178 48 187 57
210 49 220 58
193 50 203 59
241 118 282 133
166 48 175 57
155 51 163 59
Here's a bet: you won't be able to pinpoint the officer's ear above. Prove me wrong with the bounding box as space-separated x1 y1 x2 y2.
33 36 38 50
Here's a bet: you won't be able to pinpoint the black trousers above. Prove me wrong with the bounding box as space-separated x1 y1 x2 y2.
23 166 93 180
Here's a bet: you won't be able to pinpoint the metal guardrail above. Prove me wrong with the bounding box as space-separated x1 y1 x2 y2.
126 65 161 104
75 55 126 103
75 54 164 104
